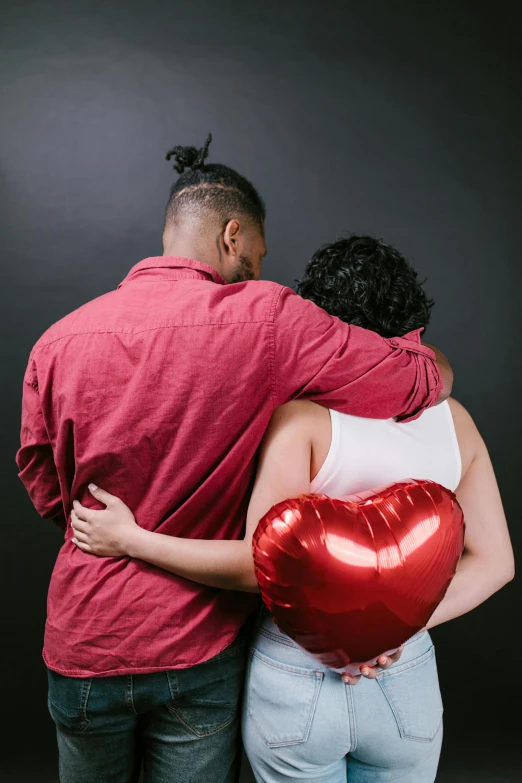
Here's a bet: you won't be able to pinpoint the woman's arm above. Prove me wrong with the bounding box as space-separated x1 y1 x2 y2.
71 495 258 591
71 403 313 592
71 402 403 682
427 400 514 629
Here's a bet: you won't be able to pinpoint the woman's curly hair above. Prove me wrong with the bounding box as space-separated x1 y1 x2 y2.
296 235 434 337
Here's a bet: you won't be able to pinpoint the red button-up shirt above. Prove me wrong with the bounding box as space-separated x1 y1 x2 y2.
17 257 441 677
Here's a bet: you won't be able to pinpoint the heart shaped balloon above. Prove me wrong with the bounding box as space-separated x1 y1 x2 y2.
253 479 464 672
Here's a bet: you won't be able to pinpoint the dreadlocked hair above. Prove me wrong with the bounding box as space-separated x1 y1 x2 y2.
296 235 434 337
164 133 265 227
166 133 213 174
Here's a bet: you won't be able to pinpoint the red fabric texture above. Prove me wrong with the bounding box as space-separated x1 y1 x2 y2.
17 257 441 677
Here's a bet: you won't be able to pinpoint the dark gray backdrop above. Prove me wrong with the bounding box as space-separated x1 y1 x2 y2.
1 1 520 781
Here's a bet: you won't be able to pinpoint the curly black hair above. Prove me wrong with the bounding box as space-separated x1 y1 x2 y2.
296 235 434 337
164 133 265 228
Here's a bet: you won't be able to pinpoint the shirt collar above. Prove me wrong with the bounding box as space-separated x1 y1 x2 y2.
118 257 227 288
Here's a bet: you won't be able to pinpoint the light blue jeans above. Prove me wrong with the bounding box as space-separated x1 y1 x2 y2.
242 613 443 782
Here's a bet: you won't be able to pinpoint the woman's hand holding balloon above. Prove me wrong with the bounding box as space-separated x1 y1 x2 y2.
253 481 464 672
341 646 404 685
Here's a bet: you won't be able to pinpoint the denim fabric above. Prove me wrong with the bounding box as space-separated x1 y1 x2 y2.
47 633 247 783
242 614 443 782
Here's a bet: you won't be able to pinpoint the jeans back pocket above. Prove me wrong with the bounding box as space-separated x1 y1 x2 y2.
47 669 92 734
246 649 323 748
166 639 247 738
377 645 443 742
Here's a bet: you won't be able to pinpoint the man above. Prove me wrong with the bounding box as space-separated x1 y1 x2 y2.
17 134 451 783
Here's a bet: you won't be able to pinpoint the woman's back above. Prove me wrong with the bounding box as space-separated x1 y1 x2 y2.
310 400 461 498
246 394 511 635
242 234 512 783
242 394 512 782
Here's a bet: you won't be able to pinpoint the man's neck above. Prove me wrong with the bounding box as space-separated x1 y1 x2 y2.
163 234 221 277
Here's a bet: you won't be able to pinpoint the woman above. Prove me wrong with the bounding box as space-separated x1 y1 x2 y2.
72 235 514 782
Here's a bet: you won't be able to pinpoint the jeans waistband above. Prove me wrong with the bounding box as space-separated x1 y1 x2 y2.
256 610 426 653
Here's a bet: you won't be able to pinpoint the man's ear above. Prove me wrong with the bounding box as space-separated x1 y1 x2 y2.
223 219 240 256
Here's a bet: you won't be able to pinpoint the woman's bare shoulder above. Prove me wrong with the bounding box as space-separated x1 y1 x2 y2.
266 401 331 481
262 401 330 458
447 397 484 476
268 400 330 429
447 397 479 436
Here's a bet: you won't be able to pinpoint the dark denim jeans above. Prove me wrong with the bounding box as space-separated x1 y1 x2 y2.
47 634 247 783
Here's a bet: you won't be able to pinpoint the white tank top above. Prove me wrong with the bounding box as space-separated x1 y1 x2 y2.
310 400 462 497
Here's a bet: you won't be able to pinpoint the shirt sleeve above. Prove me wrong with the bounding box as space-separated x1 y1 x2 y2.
16 357 66 528
272 287 442 422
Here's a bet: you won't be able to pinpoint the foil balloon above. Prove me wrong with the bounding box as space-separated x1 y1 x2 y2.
253 479 464 674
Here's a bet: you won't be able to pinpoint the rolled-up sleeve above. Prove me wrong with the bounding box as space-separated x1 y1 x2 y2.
273 287 442 422
16 357 65 526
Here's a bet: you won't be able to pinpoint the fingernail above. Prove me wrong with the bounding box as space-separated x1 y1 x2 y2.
88 483 98 492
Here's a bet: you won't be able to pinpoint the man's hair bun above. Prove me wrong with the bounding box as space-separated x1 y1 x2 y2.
166 133 212 174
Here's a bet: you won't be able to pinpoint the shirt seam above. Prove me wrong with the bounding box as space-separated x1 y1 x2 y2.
34 319 277 349
268 286 284 404
120 275 217 284
120 257 227 287
270 287 288 404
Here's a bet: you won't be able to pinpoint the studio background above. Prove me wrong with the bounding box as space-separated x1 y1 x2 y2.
1 1 520 781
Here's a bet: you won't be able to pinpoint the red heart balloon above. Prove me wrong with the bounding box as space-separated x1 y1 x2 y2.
253 479 465 671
